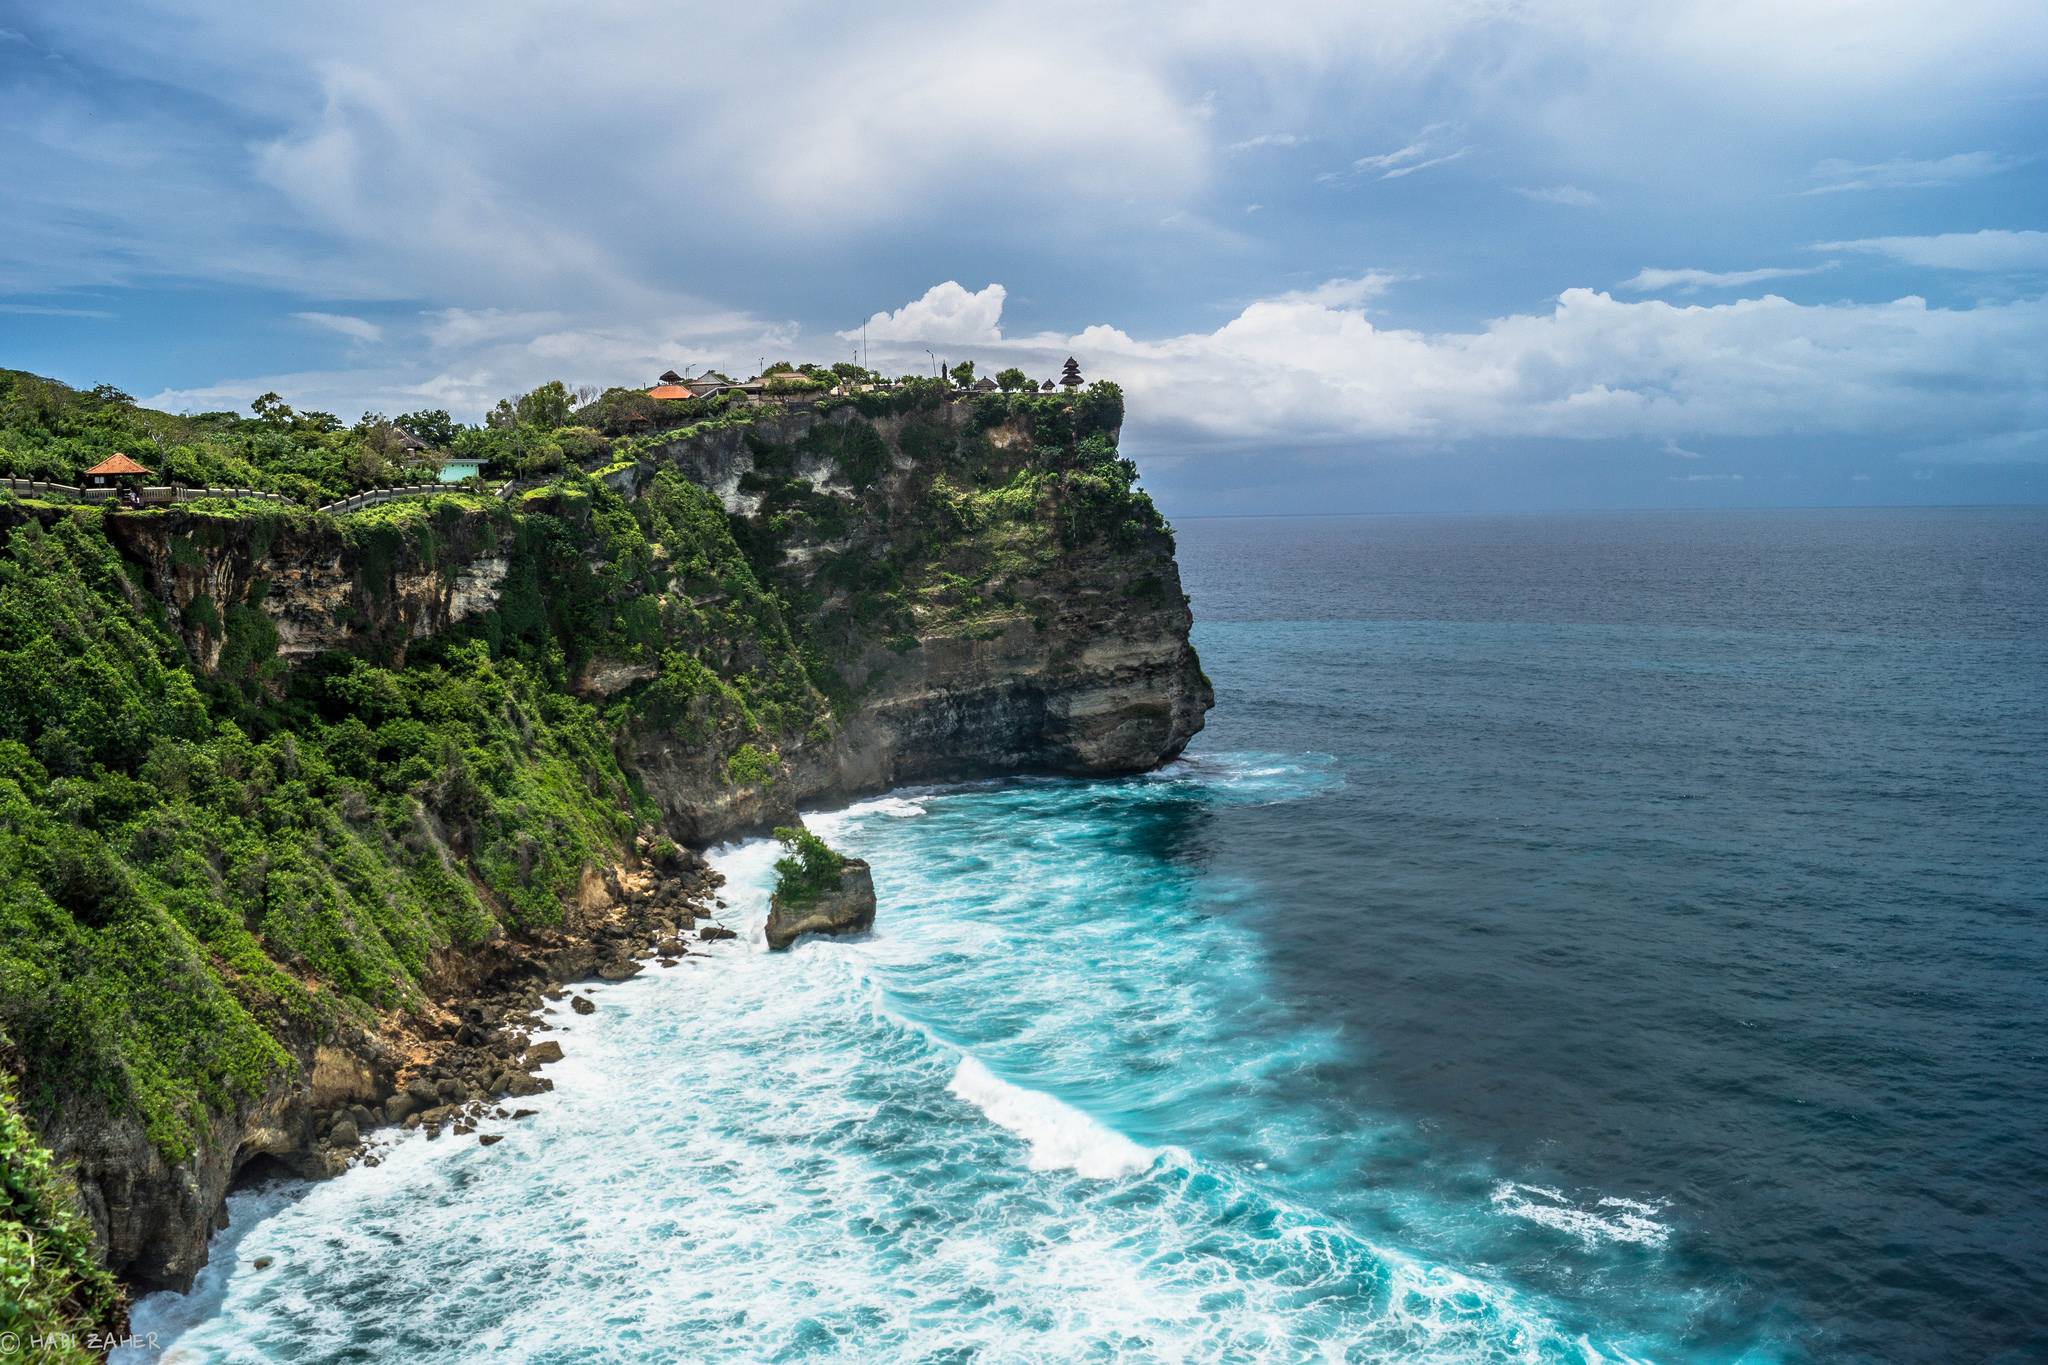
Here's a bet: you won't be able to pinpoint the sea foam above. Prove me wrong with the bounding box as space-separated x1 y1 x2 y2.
1490 1182 1672 1249
945 1055 1156 1179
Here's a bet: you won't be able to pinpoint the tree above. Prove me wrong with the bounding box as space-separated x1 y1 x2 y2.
517 380 573 429
995 367 1029 393
771 824 845 906
949 360 976 388
251 392 295 426
1074 380 1124 439
395 408 456 447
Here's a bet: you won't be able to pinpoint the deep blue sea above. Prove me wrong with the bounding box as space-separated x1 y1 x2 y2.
128 507 2048 1363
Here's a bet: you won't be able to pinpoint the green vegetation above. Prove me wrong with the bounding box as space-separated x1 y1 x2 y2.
0 1071 118 1362
0 509 642 1163
0 363 1175 1332
769 825 844 908
724 743 780 788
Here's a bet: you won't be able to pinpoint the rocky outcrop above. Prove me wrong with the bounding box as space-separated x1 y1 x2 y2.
765 859 877 950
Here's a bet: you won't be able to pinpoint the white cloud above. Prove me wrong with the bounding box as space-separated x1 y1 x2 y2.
1516 185 1600 208
1813 229 2048 272
1670 472 1742 482
855 278 2048 454
423 308 566 351
843 282 1007 345
1271 274 1403 307
1662 438 1701 459
1229 133 1306 151
1620 262 1836 293
292 310 382 342
1380 148 1470 180
146 306 802 422
0 302 112 318
1326 125 1467 184
1802 151 2023 194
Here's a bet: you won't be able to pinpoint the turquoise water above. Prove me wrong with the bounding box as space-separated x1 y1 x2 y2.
127 508 2048 1362
132 774 1680 1363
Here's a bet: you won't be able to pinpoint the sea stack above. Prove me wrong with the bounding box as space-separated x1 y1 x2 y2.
765 858 877 950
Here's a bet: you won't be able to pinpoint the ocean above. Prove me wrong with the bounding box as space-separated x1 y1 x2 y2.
126 506 2048 1363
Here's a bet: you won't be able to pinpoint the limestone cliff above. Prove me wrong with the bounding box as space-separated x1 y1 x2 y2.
5 387 1208 1296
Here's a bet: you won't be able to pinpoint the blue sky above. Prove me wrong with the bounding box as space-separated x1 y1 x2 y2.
2 2 2044 515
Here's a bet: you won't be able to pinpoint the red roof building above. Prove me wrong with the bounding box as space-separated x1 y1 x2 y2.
646 384 692 400
84 452 151 477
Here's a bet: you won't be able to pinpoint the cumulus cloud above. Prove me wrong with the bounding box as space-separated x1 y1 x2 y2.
854 278 2048 453
1619 263 1836 293
843 282 1007 345
1802 151 2023 194
1813 229 2048 272
292 310 382 342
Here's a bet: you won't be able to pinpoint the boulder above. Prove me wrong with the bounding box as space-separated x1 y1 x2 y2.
698 924 737 942
326 1119 360 1149
596 960 643 981
525 1041 565 1066
765 859 877 951
570 995 596 1016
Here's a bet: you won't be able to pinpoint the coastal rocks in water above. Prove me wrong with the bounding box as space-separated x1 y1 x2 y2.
570 995 596 1016
766 859 877 951
524 1041 564 1066
699 924 737 942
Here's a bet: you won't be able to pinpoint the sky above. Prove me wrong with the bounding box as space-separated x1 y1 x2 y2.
2 1 2045 516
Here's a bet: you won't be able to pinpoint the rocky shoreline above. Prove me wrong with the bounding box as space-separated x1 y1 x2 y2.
112 841 748 1297
310 844 738 1165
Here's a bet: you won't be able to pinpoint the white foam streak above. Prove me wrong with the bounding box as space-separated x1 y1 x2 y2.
1490 1182 1673 1249
945 1056 1156 1179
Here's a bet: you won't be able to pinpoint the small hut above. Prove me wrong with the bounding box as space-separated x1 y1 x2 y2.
83 452 151 490
1059 357 1084 389
971 375 999 393
1040 379 1055 391
658 369 686 385
646 384 692 400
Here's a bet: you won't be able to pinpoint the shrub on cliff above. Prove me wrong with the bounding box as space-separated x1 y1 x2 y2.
725 743 779 788
770 825 844 908
0 1072 119 1361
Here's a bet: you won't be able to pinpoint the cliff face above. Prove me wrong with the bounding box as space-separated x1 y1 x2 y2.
6 391 1208 1294
617 401 1211 841
103 501 513 672
103 400 1211 846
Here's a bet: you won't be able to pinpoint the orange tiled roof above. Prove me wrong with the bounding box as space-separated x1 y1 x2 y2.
646 384 692 400
84 452 151 476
